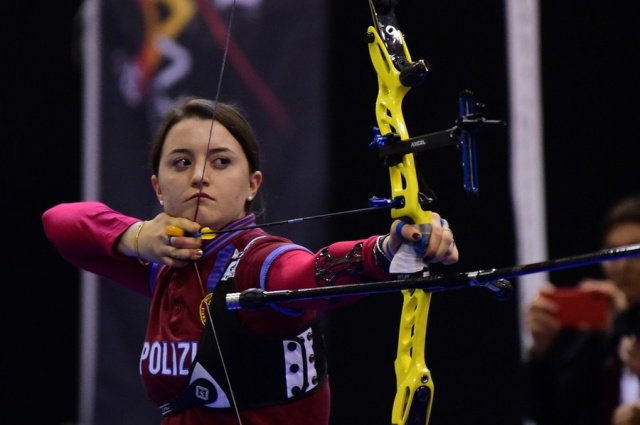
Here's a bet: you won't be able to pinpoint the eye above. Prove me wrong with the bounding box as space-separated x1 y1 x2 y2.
173 158 192 170
212 157 231 169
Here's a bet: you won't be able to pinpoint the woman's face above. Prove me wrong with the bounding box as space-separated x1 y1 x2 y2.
151 117 262 230
602 222 640 304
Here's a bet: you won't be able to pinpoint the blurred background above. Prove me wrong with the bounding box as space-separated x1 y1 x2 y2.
6 1 638 424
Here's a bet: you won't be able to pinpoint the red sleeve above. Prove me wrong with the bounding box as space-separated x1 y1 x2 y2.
42 201 153 297
236 235 390 313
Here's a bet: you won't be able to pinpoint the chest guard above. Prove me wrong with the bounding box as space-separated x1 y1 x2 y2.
159 235 328 416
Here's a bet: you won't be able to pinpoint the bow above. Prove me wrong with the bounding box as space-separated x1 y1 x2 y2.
366 2 436 423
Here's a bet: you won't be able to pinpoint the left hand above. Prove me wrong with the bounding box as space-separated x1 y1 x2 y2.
385 212 458 265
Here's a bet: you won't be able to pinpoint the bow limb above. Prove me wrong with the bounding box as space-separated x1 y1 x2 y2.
367 3 434 425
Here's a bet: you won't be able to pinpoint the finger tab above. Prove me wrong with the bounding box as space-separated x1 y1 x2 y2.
165 225 185 237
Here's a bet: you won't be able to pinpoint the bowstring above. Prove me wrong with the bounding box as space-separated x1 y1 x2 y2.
193 1 243 423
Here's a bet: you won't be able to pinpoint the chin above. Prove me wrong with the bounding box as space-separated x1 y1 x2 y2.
193 214 222 229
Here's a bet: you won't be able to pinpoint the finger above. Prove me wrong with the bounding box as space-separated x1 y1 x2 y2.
427 233 458 264
428 221 457 263
535 313 562 332
392 220 422 242
165 233 203 251
437 245 459 264
164 247 203 267
437 226 455 254
165 220 204 239
167 235 185 249
530 300 560 318
167 236 187 249
420 214 446 260
441 223 454 245
388 220 421 256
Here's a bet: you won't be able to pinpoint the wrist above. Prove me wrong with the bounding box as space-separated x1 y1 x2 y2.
384 236 395 259
373 234 393 271
134 221 151 265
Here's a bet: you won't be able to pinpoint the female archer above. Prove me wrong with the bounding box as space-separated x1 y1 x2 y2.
42 97 458 424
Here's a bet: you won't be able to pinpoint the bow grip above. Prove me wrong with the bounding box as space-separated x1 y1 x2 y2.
390 222 432 275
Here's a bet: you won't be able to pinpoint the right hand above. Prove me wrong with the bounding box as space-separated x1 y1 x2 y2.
525 283 562 359
120 213 204 267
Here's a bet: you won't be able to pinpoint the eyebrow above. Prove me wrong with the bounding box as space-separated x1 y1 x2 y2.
209 147 234 155
167 146 235 156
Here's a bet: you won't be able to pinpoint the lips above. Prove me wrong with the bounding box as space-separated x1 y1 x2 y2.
188 193 213 201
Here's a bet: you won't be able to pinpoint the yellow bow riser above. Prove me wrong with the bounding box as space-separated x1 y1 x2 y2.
367 23 434 425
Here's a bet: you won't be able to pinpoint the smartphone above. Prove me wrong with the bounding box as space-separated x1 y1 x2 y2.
540 288 612 330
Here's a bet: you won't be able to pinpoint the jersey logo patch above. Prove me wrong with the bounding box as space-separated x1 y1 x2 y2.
199 292 213 325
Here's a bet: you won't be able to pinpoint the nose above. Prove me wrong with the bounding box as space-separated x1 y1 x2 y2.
191 162 209 188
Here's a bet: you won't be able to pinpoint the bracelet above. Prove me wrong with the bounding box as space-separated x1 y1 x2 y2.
134 221 151 265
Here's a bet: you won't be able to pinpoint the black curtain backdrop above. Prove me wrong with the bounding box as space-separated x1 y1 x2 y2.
7 1 639 425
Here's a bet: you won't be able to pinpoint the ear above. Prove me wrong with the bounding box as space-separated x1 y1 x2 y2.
248 170 263 198
151 175 163 205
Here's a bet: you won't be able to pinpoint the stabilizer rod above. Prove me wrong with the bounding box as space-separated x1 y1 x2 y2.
226 243 640 310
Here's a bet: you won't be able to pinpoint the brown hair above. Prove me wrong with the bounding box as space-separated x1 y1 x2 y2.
602 194 640 239
150 97 263 213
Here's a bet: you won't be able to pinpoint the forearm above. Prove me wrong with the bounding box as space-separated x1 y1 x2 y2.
42 201 151 296
257 236 389 311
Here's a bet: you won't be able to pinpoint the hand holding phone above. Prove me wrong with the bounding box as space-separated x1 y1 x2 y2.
540 287 613 331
